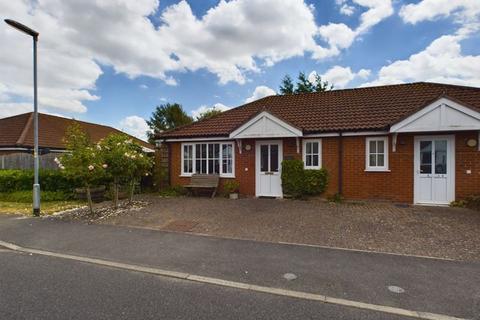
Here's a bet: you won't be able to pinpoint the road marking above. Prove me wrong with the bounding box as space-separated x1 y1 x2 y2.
0 240 467 320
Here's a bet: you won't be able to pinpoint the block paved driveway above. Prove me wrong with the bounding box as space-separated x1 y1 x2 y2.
65 195 480 262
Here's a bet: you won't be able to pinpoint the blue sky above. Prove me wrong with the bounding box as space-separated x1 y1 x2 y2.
1 1 479 140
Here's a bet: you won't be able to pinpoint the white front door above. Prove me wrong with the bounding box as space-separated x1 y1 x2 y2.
414 135 455 205
256 140 283 197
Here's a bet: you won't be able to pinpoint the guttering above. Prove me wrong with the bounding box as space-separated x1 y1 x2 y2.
0 147 68 153
304 131 389 138
158 136 232 142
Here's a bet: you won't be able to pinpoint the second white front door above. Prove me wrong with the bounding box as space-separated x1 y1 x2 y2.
256 140 283 197
414 135 455 205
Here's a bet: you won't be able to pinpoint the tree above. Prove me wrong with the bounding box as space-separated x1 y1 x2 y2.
295 72 315 94
278 72 333 95
98 133 153 207
279 75 295 95
312 74 334 92
196 107 224 121
59 123 106 214
146 103 193 143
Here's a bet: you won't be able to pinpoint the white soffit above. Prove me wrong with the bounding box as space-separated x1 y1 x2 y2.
390 97 480 133
229 111 302 139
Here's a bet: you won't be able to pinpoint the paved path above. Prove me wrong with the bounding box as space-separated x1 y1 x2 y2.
0 214 479 319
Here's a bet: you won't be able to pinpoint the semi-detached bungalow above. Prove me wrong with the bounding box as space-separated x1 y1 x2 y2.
156 82 480 205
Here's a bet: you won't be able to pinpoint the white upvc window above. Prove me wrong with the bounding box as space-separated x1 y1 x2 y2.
365 136 389 171
302 139 322 169
181 142 235 177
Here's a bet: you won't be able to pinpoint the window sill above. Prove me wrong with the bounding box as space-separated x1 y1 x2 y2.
180 174 236 178
304 167 322 170
364 168 391 172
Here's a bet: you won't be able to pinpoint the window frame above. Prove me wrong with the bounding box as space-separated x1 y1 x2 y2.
302 139 322 170
365 136 389 172
181 142 235 178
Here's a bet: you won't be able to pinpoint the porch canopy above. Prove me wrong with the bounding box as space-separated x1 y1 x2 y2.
389 97 480 151
229 111 302 139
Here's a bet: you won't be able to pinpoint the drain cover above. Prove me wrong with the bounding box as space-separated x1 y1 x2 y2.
283 273 297 281
388 285 405 294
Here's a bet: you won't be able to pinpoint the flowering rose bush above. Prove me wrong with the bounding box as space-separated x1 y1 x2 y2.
98 134 153 207
59 123 106 214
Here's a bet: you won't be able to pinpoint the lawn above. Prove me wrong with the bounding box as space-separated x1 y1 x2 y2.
0 200 84 215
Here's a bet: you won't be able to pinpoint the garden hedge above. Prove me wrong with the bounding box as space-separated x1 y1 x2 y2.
0 169 80 193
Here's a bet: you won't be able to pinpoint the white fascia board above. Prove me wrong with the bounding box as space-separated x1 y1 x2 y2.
161 137 232 142
304 131 388 138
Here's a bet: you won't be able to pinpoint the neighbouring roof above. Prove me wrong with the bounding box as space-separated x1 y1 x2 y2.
0 112 154 151
157 82 480 139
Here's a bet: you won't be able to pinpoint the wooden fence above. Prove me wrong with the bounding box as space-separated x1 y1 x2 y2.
0 153 62 170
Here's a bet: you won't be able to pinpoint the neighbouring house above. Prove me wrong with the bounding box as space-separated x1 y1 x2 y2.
0 112 154 170
155 82 480 205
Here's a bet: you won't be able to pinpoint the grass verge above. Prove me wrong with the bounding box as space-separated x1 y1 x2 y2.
0 200 84 215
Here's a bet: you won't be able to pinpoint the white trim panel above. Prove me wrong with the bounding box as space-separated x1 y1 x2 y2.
229 111 302 139
391 97 480 133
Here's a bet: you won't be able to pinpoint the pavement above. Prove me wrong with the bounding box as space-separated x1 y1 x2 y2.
0 214 479 319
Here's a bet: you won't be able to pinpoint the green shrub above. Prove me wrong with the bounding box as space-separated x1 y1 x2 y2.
304 169 328 195
158 185 187 197
223 180 240 194
281 160 305 198
281 160 329 199
0 190 73 203
0 169 80 193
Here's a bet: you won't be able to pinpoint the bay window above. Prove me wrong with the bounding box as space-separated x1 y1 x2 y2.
182 142 234 177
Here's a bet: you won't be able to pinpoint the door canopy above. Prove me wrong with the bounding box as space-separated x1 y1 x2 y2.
390 97 480 133
229 111 302 139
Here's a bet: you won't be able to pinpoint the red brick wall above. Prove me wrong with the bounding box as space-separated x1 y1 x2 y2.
340 134 414 202
455 131 480 199
165 131 480 202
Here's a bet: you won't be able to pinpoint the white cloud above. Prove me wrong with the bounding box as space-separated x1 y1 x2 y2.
1 0 394 117
335 0 355 16
191 103 231 120
245 86 276 103
355 0 394 33
316 0 393 59
119 115 150 141
399 0 480 25
0 103 36 119
340 4 355 16
318 23 357 50
310 66 371 88
139 84 149 89
362 34 480 87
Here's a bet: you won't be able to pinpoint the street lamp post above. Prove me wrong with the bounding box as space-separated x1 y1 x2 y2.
5 19 41 216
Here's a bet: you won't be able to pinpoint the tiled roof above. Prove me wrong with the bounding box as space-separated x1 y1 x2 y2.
0 112 154 150
157 82 480 139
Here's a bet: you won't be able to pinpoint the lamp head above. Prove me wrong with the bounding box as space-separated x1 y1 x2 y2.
4 19 39 39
